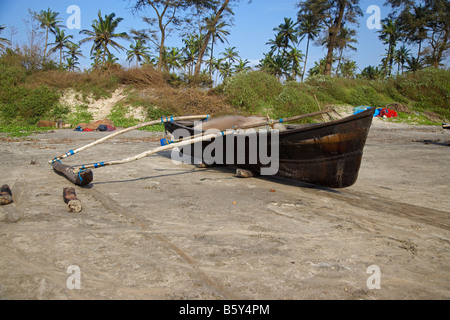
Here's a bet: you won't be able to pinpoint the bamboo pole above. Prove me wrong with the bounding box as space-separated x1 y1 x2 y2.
48 115 209 164
161 108 333 146
71 108 332 173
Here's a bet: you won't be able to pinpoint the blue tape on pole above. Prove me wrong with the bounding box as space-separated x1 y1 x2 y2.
170 115 174 123
78 171 84 183
100 162 104 167
160 139 173 146
279 118 284 123
70 150 74 155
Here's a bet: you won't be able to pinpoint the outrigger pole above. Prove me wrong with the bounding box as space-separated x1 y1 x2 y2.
48 115 209 164
50 109 332 186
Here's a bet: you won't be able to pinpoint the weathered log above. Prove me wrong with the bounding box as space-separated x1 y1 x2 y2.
63 187 82 213
0 184 13 205
52 161 93 186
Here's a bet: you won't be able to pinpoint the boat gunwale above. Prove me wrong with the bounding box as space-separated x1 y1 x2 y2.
165 108 375 136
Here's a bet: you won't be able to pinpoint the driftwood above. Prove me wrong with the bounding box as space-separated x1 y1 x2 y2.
63 187 82 213
0 185 12 205
53 161 93 186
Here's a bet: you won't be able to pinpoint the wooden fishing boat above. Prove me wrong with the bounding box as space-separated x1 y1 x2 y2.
164 108 375 188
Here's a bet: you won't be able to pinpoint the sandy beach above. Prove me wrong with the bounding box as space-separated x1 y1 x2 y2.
0 117 449 300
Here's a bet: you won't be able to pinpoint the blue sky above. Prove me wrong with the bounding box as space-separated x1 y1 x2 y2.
0 0 435 74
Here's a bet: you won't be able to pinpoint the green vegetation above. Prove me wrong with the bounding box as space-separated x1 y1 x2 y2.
221 69 449 122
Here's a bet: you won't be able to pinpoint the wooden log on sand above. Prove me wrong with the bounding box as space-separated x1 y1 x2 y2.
52 161 93 186
63 187 82 213
0 185 13 205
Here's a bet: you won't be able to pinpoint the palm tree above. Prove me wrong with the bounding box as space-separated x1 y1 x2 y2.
218 60 232 81
398 4 429 60
259 52 291 81
0 25 11 52
270 56 291 81
165 47 182 73
266 35 283 56
394 45 411 74
221 46 240 66
65 57 80 72
104 53 121 70
90 48 103 70
203 15 230 79
36 8 63 61
48 26 74 66
405 56 424 73
308 57 328 77
79 10 128 67
182 35 201 76
233 59 252 74
378 19 401 77
65 42 84 62
126 39 151 68
335 27 358 77
339 60 357 79
298 16 320 82
273 17 298 57
287 47 304 80
360 65 382 80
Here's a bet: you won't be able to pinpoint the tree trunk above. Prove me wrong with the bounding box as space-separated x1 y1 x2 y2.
209 36 215 79
417 40 421 60
301 37 309 82
44 27 49 61
336 48 344 77
433 27 448 67
194 0 230 77
324 0 346 76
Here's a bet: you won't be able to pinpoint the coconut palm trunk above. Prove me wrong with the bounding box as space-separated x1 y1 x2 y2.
194 0 230 77
301 37 310 82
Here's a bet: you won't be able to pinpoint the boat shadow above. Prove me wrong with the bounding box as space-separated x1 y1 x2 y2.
85 151 342 194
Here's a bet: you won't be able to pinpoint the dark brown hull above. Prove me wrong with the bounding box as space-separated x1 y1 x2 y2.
164 108 375 188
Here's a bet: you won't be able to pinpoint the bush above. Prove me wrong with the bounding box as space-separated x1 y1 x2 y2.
66 104 93 126
0 64 27 86
223 71 283 112
272 82 319 119
394 68 450 119
0 85 60 125
347 85 389 107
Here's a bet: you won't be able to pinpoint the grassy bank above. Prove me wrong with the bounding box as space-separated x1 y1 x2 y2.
0 60 448 137
219 68 449 123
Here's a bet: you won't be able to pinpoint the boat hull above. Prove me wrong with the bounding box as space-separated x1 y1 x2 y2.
164 108 375 188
